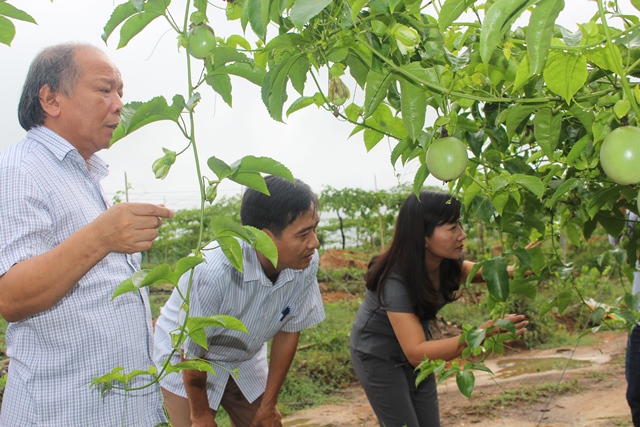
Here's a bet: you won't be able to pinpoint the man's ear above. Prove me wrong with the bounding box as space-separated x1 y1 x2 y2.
39 84 61 118
262 228 276 240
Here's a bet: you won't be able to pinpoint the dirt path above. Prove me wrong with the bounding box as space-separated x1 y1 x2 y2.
283 332 632 427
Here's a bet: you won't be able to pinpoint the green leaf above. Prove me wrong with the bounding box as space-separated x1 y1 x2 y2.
246 0 270 40
480 0 537 64
262 53 305 122
399 78 427 141
511 282 537 299
110 95 185 145
543 51 588 104
102 2 137 43
539 296 556 317
456 369 476 399
351 0 369 23
549 178 580 206
244 226 279 268
557 290 572 314
117 0 169 49
364 128 384 151
111 256 203 299
217 236 244 271
464 326 486 349
505 105 537 138
566 135 590 165
217 62 266 86
287 96 320 116
482 257 510 302
533 107 561 158
513 52 532 90
229 172 270 194
613 100 631 119
187 315 249 335
587 186 623 219
0 15 15 46
586 46 623 73
491 193 509 216
207 156 232 180
364 70 392 119
0 2 37 24
165 360 216 376
288 54 310 96
438 0 476 32
413 163 429 197
632 0 640 11
290 0 332 29
527 0 564 75
512 174 545 199
264 33 307 50
208 46 248 66
233 156 294 182
206 73 233 107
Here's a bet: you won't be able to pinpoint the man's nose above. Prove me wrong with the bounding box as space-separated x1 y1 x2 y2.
309 231 320 250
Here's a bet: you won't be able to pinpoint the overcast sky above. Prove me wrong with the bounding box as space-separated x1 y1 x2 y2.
0 1 632 210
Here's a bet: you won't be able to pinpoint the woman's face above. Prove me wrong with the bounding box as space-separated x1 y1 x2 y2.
425 221 467 261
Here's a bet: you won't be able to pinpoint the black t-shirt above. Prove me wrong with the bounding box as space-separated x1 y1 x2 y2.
350 272 435 363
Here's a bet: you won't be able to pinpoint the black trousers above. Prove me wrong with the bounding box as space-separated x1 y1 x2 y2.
350 347 440 427
627 325 640 426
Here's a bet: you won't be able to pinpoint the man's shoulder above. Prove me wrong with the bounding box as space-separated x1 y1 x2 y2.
0 137 41 167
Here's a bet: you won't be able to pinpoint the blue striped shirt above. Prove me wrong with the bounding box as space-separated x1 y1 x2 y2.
153 240 325 409
0 127 165 426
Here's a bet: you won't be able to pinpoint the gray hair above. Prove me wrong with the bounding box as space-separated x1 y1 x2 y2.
18 42 97 131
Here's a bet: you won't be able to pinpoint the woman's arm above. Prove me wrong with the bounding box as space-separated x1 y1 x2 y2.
388 311 528 367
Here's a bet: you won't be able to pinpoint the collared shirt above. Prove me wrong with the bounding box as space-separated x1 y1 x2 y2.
153 240 325 409
0 127 165 426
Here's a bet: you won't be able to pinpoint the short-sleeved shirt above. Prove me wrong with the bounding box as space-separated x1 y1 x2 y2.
0 127 165 426
153 240 325 409
350 273 435 363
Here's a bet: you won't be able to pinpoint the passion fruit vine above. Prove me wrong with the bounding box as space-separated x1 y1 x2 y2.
600 126 640 185
425 137 469 182
187 24 216 60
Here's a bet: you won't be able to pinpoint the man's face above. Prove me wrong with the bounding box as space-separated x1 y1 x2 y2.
270 206 320 272
53 48 124 159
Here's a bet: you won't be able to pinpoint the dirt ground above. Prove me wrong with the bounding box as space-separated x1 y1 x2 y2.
282 332 632 427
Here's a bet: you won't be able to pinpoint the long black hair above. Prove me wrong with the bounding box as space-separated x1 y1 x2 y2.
366 190 462 320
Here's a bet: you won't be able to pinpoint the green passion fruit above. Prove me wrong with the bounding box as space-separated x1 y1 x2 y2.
600 126 640 185
425 137 469 182
187 25 216 60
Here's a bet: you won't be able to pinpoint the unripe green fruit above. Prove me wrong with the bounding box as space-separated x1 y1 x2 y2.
600 126 640 185
426 137 469 182
187 25 216 60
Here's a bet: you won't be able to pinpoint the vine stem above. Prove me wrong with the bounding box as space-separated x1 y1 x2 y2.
596 0 640 119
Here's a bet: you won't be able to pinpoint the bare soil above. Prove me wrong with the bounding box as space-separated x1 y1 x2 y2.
283 332 631 427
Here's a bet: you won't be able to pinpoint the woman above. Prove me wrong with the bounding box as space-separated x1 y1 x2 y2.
350 190 528 427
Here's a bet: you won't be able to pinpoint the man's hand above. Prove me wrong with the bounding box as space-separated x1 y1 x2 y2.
191 415 218 427
92 202 174 255
249 404 282 427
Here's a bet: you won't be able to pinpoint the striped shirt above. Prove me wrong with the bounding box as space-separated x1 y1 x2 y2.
0 127 165 426
153 240 325 409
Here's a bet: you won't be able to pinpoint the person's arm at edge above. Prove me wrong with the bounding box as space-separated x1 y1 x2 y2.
0 203 174 322
250 330 300 427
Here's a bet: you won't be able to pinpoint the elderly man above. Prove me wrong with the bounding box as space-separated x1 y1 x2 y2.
0 43 172 426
